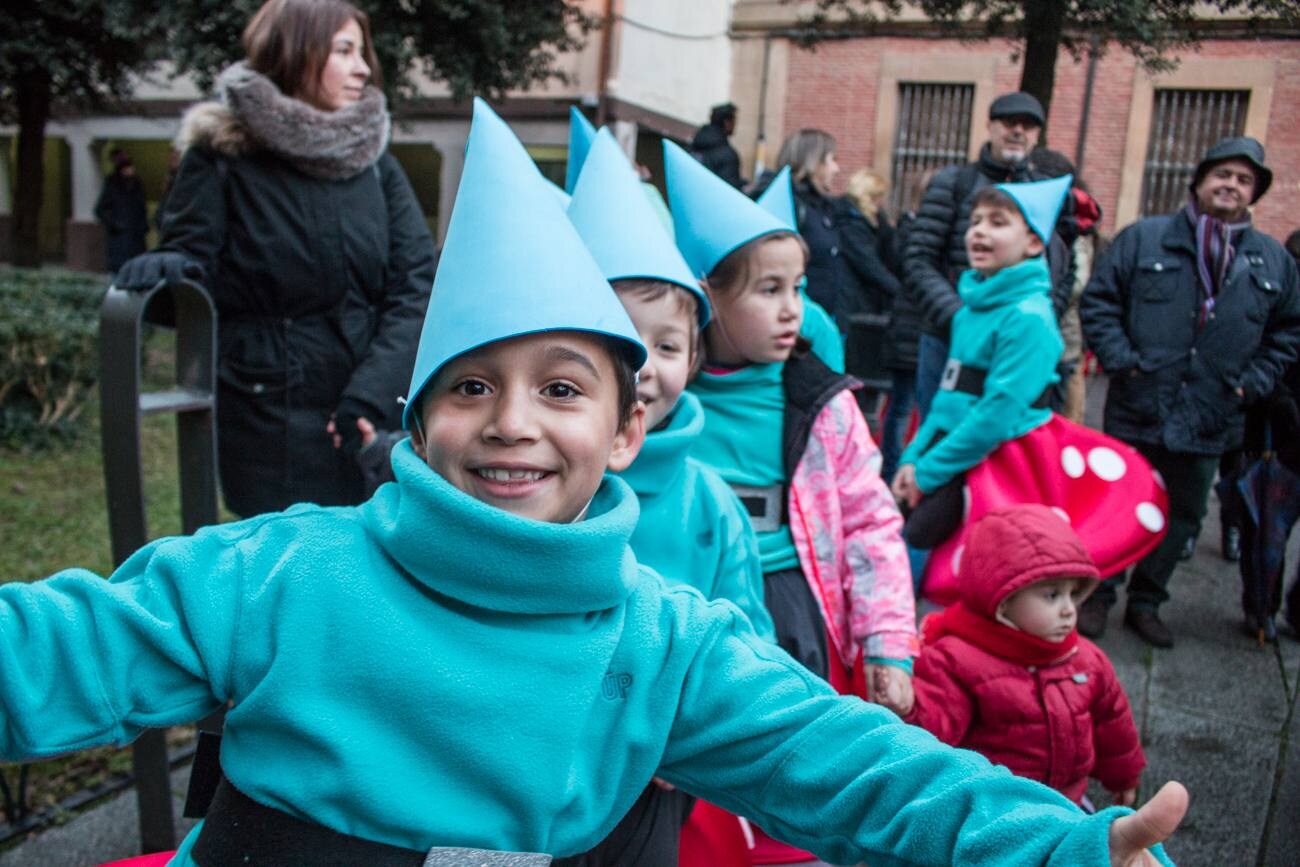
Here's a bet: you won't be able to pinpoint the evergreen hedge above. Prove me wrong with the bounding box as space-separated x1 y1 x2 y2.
0 268 106 448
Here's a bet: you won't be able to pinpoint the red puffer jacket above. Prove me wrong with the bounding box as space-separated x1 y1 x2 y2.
908 634 1143 802
905 504 1145 802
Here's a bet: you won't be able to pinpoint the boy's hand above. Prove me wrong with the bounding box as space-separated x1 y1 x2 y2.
891 464 923 509
1108 781 1188 866
868 664 914 716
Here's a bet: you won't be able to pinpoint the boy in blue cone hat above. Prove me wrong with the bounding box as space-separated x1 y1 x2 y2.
0 101 1185 867
569 128 775 631
893 176 1168 608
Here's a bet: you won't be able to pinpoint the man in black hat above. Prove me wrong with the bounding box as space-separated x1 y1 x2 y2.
691 102 744 189
1080 136 1300 647
903 91 1071 418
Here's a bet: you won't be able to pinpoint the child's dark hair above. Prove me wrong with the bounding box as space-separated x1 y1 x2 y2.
704 231 808 297
970 186 1023 216
612 279 703 373
605 336 641 429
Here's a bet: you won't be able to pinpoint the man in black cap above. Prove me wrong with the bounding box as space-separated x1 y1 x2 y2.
691 102 744 189
903 91 1069 418
1080 136 1300 647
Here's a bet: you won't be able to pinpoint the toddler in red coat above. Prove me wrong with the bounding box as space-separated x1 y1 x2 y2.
905 503 1146 807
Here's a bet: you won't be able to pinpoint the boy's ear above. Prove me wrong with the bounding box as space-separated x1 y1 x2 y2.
1026 229 1046 258
607 400 647 473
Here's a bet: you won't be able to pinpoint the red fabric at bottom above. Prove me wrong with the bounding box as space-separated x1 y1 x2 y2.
99 854 176 867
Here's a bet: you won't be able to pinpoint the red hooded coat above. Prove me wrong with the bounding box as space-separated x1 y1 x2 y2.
906 504 1145 802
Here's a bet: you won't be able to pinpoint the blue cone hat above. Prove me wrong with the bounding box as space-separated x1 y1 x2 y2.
569 129 709 326
565 106 598 193
994 174 1073 244
664 140 789 279
402 98 646 430
755 166 796 230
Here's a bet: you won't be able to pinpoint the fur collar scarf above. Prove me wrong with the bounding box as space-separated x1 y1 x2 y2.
176 61 390 180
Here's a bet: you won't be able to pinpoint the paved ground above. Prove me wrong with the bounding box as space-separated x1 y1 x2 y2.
3 380 1297 866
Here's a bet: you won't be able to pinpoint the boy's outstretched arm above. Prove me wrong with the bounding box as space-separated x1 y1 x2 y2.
0 529 241 760
657 594 1180 867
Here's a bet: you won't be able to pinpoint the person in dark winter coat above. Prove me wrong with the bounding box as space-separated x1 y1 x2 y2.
113 0 436 519
96 151 149 273
903 92 1074 420
1079 136 1300 648
906 504 1146 807
839 168 913 478
772 128 848 329
689 103 744 189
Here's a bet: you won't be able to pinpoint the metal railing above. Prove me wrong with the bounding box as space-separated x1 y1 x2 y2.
890 82 975 215
99 279 219 852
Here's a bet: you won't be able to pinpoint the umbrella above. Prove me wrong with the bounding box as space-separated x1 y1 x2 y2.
1231 422 1300 644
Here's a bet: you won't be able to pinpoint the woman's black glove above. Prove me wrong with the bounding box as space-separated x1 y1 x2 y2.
113 252 205 292
332 395 383 457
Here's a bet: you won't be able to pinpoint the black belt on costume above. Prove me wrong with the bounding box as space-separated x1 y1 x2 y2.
188 735 552 866
939 359 1051 409
731 483 788 533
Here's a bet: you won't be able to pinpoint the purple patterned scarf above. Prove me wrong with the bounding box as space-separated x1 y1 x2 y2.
1186 197 1251 325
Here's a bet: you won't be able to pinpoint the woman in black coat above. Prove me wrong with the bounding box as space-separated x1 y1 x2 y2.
773 129 848 329
96 152 149 273
115 0 436 518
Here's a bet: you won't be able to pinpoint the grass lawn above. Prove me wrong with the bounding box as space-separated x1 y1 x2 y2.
0 330 230 834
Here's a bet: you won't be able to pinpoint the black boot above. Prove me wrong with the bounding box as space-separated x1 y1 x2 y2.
1125 608 1174 648
1178 535 1195 561
1078 595 1111 639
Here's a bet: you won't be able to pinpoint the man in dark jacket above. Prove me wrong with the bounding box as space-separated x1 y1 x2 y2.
1079 137 1300 648
691 103 744 189
902 92 1073 419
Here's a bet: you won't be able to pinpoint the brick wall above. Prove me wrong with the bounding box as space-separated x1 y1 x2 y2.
778 35 1300 241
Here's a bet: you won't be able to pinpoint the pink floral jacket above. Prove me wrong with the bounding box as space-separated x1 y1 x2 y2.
788 390 919 666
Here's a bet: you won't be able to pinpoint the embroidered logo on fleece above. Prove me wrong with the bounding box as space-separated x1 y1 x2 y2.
602 671 633 701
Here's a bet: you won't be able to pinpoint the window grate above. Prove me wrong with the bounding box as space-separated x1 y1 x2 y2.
890 82 974 214
1140 88 1249 217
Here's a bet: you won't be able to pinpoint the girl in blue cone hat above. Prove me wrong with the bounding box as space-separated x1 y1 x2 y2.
891 176 1170 607
667 136 921 863
0 102 1186 867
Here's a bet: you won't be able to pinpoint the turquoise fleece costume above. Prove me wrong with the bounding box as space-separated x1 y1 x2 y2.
617 392 776 642
0 441 1165 866
902 256 1064 493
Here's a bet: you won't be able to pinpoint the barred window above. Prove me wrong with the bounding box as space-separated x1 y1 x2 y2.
1141 88 1249 217
889 82 975 214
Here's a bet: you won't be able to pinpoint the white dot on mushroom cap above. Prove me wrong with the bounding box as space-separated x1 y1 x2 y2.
1136 502 1166 533
1062 446 1085 478
1051 507 1071 523
1153 470 1166 490
1087 447 1127 482
952 545 964 575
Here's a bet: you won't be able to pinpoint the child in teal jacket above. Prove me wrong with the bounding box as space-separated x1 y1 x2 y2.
568 128 773 643
0 102 1184 867
893 178 1168 606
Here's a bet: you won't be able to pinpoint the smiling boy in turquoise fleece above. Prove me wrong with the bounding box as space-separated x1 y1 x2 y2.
0 101 1185 866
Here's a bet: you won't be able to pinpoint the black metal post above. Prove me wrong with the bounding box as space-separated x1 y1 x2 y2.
99 279 218 853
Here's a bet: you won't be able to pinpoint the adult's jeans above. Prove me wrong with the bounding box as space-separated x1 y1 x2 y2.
913 332 949 423
1093 443 1219 613
880 369 916 482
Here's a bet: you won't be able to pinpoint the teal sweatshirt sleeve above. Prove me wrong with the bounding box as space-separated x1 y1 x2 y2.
913 306 1063 493
0 527 241 760
658 597 1161 867
800 294 846 373
709 477 777 643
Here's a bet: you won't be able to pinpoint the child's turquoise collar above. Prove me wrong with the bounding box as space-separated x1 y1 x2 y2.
618 392 704 497
361 440 642 615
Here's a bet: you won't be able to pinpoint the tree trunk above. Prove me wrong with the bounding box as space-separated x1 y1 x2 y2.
1018 0 1067 143
12 70 52 269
